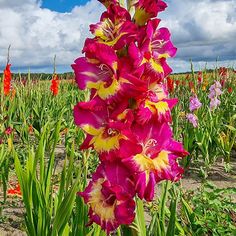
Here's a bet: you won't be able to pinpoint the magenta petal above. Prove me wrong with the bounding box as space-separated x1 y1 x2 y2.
73 98 107 128
80 162 135 234
83 38 118 70
136 105 153 124
72 57 107 90
144 172 155 201
135 172 147 199
115 199 136 225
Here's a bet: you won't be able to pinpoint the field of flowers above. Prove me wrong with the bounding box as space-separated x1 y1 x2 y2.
1 0 236 236
0 68 235 236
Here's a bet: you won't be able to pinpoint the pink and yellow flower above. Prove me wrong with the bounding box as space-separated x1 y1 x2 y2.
72 0 187 233
80 162 135 234
72 40 145 103
128 19 176 82
123 122 188 201
134 81 176 124
98 0 119 8
74 97 140 160
134 0 167 26
90 4 137 49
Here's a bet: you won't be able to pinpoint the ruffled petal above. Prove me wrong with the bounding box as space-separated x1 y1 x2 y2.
79 162 135 234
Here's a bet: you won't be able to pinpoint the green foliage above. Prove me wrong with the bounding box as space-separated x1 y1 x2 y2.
172 67 236 177
181 182 236 235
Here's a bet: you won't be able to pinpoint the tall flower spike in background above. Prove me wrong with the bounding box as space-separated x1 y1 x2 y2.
3 45 12 96
50 55 60 96
72 0 188 234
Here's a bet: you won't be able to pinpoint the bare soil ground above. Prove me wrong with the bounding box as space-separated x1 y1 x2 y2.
1 149 235 236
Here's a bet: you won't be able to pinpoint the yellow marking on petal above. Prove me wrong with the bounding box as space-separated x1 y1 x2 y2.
88 179 116 221
112 62 118 71
97 79 120 100
87 58 100 64
158 53 170 59
117 110 128 120
134 154 154 171
87 79 119 99
149 83 167 100
94 28 107 39
131 152 151 184
119 77 131 84
134 8 151 26
141 57 149 65
98 33 126 47
82 125 103 136
145 170 150 184
152 151 169 171
145 100 169 114
87 81 100 89
133 151 170 173
94 19 127 48
90 130 122 152
149 58 164 73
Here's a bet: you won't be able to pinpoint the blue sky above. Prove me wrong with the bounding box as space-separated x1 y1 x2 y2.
41 0 88 12
0 0 235 73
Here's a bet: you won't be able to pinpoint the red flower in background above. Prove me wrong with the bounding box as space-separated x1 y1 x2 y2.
219 67 228 78
185 74 190 80
166 77 174 93
7 182 22 197
28 124 34 134
3 64 12 95
189 81 194 89
220 79 226 87
228 87 233 93
50 74 60 96
175 80 180 86
4 127 13 135
197 71 203 84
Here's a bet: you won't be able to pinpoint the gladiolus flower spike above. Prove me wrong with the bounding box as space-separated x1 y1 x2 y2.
72 0 188 234
3 64 12 96
50 74 60 96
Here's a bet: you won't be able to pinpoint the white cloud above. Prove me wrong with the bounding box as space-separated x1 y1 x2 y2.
160 0 236 69
0 0 104 71
0 0 235 73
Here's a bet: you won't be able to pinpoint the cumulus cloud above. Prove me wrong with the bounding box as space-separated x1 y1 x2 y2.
0 0 235 73
160 0 236 70
0 0 104 72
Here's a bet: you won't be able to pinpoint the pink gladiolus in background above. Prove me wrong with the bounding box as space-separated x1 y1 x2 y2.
186 113 198 128
208 81 222 110
72 0 188 233
189 95 202 112
210 97 221 110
